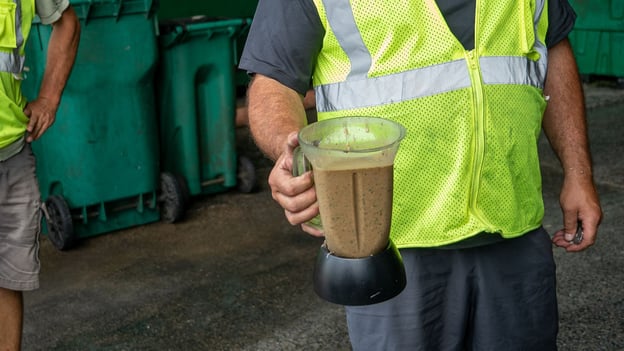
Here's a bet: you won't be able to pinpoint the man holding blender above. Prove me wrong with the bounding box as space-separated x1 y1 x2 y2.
239 0 603 349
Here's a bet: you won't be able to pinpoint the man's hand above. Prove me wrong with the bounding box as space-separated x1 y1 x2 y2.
26 5 80 143
551 173 602 252
246 74 318 235
268 132 323 237
24 97 58 142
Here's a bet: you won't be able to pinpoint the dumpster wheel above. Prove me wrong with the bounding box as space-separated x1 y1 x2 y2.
160 172 185 223
44 195 75 251
237 155 257 193
175 173 191 211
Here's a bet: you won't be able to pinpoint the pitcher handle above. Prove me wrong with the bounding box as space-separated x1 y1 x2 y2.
292 146 323 231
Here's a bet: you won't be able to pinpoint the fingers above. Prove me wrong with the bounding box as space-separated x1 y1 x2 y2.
552 214 601 252
274 176 316 213
26 117 39 143
301 222 324 237
23 104 32 117
561 208 580 242
268 133 320 230
556 176 603 252
551 229 573 250
552 229 587 252
567 215 600 252
26 114 51 143
284 197 319 226
270 169 318 224
24 101 56 142
25 103 36 140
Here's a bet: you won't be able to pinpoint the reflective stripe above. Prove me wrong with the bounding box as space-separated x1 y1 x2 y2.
480 56 545 89
532 0 548 88
316 55 547 112
481 0 547 89
0 51 25 75
0 0 25 75
14 0 23 48
322 0 371 79
316 59 470 112
316 0 548 113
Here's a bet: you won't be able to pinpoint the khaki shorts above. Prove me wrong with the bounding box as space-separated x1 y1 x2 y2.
0 144 41 291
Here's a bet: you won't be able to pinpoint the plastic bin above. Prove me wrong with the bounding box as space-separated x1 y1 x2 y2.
568 0 624 81
22 0 184 250
156 1 256 89
157 1 258 21
157 17 256 199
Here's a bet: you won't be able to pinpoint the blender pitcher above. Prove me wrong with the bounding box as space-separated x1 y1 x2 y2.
293 116 407 306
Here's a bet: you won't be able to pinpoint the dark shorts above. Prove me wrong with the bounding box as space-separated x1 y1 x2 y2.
0 144 41 291
345 227 558 351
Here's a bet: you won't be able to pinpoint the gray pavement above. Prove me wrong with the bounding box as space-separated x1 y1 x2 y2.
21 82 624 350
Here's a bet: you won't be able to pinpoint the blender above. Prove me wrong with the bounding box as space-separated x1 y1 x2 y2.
293 116 407 306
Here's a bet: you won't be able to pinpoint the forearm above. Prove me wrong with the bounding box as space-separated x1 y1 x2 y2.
542 39 593 180
542 38 602 250
248 74 308 161
38 6 80 106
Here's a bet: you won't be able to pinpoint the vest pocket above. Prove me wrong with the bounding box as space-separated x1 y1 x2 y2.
0 1 17 49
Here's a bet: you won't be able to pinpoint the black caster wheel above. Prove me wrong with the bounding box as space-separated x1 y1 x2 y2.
160 172 185 223
44 195 75 251
237 155 257 193
175 173 191 211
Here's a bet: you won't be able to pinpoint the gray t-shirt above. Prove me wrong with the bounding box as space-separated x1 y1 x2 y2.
36 0 71 24
240 0 577 95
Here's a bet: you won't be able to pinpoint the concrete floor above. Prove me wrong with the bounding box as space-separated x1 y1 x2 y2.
21 82 624 350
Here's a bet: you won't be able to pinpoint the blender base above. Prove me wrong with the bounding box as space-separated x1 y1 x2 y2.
312 240 406 306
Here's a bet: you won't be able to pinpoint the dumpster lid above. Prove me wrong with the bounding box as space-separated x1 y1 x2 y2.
158 15 247 35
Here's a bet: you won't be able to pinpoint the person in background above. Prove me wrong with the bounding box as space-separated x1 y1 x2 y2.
0 0 79 349
239 0 603 349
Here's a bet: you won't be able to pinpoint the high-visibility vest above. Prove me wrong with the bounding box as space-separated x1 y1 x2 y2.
0 0 35 149
312 0 550 247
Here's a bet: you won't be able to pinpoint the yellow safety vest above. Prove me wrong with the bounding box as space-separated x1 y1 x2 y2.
312 0 549 247
0 0 35 149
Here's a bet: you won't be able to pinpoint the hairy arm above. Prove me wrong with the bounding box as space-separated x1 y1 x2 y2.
25 6 80 142
247 74 322 236
542 38 603 252
248 74 308 160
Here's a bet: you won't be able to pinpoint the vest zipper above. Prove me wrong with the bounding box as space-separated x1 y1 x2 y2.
465 49 486 222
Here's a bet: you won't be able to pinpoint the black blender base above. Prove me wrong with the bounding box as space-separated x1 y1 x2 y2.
312 240 407 306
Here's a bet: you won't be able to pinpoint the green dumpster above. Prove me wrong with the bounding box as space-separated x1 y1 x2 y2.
156 1 257 89
22 0 184 250
157 17 256 199
568 0 624 83
157 1 258 21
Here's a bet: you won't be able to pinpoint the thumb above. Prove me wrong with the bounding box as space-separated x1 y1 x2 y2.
282 131 300 164
562 208 579 242
288 131 312 177
285 131 300 151
23 104 32 117
26 112 37 133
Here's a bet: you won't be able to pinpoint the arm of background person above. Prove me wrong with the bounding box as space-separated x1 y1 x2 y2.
541 38 603 252
248 74 323 236
25 6 80 142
